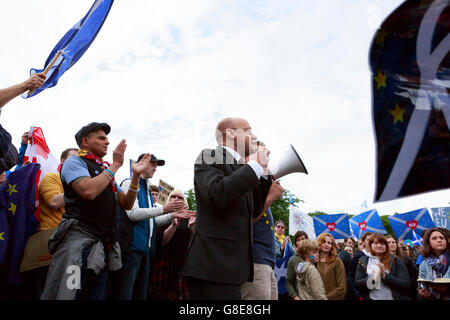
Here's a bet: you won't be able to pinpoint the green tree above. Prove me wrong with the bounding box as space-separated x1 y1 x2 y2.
184 188 196 211
271 191 303 234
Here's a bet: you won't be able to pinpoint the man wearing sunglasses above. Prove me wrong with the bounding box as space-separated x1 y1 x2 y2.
183 117 272 300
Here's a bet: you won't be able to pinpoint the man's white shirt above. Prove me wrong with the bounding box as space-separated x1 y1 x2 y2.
121 179 172 248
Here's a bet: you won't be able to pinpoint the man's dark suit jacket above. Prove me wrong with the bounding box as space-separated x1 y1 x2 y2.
182 146 272 286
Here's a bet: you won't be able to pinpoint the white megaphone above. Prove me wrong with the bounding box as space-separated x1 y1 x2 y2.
267 144 308 180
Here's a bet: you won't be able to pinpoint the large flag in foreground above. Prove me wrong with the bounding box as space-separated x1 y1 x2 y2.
371 0 450 202
24 0 114 98
313 213 352 239
349 209 387 240
388 208 436 240
288 205 315 239
0 164 40 285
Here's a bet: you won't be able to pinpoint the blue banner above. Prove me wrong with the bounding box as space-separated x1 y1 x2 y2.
388 208 436 240
430 207 449 229
25 0 114 98
349 209 387 240
313 213 351 239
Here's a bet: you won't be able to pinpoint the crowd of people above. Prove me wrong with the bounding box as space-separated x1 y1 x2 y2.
0 75 449 301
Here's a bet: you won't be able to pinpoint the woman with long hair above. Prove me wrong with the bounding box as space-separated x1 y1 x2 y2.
147 189 195 300
316 233 347 300
386 235 418 300
417 228 449 300
355 233 410 300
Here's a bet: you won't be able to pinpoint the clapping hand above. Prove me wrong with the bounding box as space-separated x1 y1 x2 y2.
112 139 127 170
132 153 151 176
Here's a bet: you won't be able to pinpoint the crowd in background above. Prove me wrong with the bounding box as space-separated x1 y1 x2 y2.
0 76 449 301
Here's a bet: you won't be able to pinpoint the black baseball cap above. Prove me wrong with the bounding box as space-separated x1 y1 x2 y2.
137 153 165 166
75 122 111 147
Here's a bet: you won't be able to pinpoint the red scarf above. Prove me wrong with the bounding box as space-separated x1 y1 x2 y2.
78 149 117 192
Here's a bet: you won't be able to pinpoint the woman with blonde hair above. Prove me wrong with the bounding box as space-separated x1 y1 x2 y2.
148 189 195 300
316 233 347 300
355 233 409 300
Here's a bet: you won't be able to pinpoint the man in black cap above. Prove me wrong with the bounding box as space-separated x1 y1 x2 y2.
41 122 151 300
108 153 194 300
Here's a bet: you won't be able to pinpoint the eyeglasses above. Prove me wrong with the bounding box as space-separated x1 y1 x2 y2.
276 225 285 229
171 195 184 200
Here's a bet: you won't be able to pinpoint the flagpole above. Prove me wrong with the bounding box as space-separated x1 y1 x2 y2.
27 50 63 97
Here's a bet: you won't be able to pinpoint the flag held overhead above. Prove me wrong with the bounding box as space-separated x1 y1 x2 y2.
24 0 114 98
312 213 351 240
388 208 436 241
349 209 387 240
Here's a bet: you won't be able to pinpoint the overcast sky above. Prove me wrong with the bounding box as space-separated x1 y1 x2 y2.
1 0 448 216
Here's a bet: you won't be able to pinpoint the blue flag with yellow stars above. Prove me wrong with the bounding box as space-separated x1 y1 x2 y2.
371 0 450 202
0 163 40 285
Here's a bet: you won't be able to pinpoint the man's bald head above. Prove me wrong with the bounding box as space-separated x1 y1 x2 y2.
215 117 249 145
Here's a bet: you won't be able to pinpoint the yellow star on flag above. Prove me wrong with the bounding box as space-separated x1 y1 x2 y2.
8 202 17 216
374 30 387 47
6 184 18 197
390 103 406 124
0 232 5 241
374 71 387 90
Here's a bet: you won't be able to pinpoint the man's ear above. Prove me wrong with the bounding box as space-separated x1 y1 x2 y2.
225 128 235 139
81 136 89 148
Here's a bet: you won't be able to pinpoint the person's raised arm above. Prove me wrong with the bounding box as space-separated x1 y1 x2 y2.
0 73 46 108
117 153 152 210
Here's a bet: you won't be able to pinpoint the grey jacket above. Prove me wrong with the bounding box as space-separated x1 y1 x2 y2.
40 218 122 300
296 262 327 300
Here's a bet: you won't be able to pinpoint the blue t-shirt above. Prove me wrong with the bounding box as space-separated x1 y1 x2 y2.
61 156 122 192
252 207 276 269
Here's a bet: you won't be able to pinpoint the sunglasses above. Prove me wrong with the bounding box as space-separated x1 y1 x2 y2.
276 225 285 229
171 195 184 200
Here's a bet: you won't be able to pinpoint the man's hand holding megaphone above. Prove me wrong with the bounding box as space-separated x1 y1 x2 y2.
248 144 271 175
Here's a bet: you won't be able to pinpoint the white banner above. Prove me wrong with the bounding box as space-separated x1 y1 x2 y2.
288 205 315 239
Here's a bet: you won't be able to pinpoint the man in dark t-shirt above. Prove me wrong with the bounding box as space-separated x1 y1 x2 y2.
241 182 285 300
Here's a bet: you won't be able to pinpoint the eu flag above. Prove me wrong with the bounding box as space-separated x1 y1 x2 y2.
388 207 436 241
0 163 41 285
349 209 387 240
371 0 450 202
313 213 352 239
24 0 114 98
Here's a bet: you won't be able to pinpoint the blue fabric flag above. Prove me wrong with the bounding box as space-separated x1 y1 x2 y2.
274 240 294 295
388 208 436 241
24 0 114 98
0 163 41 285
371 0 450 202
412 230 424 246
349 209 387 240
313 213 351 240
